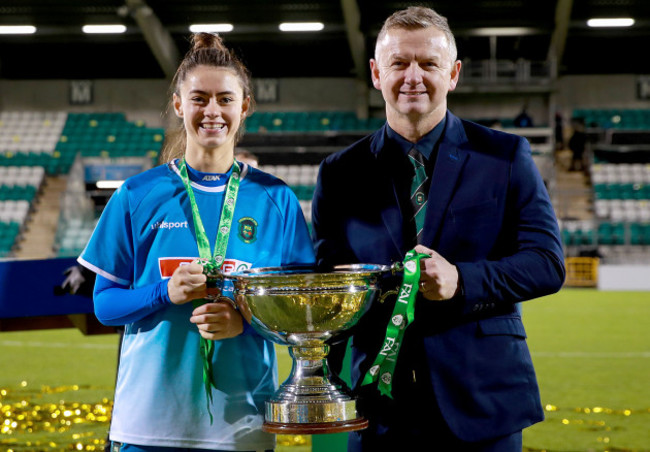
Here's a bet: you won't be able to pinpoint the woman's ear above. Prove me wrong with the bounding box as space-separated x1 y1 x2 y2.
173 93 183 118
241 96 251 118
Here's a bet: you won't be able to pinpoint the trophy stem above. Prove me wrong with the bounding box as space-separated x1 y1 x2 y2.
263 343 368 434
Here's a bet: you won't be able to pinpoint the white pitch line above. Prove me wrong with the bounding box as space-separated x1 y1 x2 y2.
0 340 117 350
532 351 650 358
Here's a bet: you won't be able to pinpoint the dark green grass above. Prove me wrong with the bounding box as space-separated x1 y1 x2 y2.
523 289 650 452
1 288 648 451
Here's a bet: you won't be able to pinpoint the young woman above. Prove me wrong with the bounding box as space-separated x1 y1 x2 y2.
78 33 315 451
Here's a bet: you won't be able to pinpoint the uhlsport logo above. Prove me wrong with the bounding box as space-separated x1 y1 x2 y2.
151 220 188 230
238 217 258 243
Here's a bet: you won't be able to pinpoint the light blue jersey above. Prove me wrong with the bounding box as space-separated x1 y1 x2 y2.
79 159 315 450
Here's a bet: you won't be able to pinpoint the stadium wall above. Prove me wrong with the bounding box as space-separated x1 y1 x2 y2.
598 265 650 290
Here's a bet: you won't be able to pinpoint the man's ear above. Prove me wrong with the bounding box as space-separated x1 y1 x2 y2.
370 59 382 91
449 60 462 92
173 93 183 117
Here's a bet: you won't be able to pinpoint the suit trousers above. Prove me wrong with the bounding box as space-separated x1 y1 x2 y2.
349 357 523 452
349 427 522 452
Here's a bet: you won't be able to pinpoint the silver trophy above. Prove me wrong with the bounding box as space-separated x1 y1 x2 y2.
227 264 393 434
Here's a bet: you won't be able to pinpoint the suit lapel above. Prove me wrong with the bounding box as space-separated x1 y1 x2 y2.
420 113 469 247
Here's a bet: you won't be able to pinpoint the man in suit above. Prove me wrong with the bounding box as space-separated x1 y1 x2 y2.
311 6 565 451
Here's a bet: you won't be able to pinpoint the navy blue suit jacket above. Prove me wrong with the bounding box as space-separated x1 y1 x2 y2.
311 111 565 442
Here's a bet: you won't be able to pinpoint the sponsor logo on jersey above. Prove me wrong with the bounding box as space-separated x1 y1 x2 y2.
238 217 258 244
150 220 189 230
202 175 221 182
158 257 252 278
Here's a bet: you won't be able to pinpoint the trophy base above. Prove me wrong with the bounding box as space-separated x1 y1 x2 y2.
263 397 368 434
263 417 369 434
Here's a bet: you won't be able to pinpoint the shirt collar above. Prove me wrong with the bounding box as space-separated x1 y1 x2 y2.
385 116 446 161
183 159 233 188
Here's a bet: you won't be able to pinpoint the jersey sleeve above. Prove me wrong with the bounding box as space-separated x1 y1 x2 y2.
77 184 135 286
93 274 171 326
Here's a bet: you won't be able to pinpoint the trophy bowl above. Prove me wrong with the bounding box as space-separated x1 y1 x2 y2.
229 263 391 434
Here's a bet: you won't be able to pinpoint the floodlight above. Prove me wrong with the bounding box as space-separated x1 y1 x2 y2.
189 24 234 33
0 26 36 34
587 18 635 27
82 25 127 34
279 22 324 32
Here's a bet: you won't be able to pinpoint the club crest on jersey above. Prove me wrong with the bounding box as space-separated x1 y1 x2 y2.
238 217 258 243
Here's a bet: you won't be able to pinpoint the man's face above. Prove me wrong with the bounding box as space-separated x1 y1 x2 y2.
371 27 460 129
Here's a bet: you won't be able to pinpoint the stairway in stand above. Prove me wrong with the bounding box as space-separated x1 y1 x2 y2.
15 175 68 260
552 149 593 221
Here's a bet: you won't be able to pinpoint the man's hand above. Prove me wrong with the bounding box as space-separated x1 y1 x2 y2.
190 301 243 340
414 245 460 301
167 262 208 305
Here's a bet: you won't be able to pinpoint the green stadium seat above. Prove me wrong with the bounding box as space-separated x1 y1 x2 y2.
598 222 613 245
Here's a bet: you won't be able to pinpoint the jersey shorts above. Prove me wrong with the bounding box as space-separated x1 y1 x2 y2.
79 160 315 450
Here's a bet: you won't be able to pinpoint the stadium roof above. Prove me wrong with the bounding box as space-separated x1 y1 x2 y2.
0 0 648 80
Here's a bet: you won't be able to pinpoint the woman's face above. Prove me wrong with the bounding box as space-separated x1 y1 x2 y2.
173 65 250 156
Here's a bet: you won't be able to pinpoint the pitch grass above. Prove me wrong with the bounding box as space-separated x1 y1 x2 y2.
523 289 649 452
0 288 648 451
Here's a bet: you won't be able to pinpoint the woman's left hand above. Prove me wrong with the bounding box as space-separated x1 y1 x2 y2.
190 300 243 340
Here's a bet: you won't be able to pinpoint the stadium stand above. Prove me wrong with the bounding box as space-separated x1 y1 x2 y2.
245 111 385 133
2 106 646 273
0 166 45 257
57 112 164 172
258 163 320 226
49 111 379 256
573 108 650 130
560 110 650 272
0 110 168 258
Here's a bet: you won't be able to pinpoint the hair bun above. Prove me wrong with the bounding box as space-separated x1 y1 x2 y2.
191 32 227 52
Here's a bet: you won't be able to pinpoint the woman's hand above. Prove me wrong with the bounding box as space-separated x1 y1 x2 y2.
235 294 253 324
167 262 207 305
190 300 244 340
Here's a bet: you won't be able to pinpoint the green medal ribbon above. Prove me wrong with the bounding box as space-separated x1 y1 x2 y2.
178 157 241 422
360 249 429 398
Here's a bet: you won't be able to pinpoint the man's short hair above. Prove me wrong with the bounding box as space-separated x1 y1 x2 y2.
375 6 458 64
234 149 259 167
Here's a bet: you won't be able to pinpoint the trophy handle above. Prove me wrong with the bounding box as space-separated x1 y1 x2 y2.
378 289 398 304
390 260 405 273
375 260 407 303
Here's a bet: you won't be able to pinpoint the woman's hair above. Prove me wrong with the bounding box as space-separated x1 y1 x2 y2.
160 33 255 162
